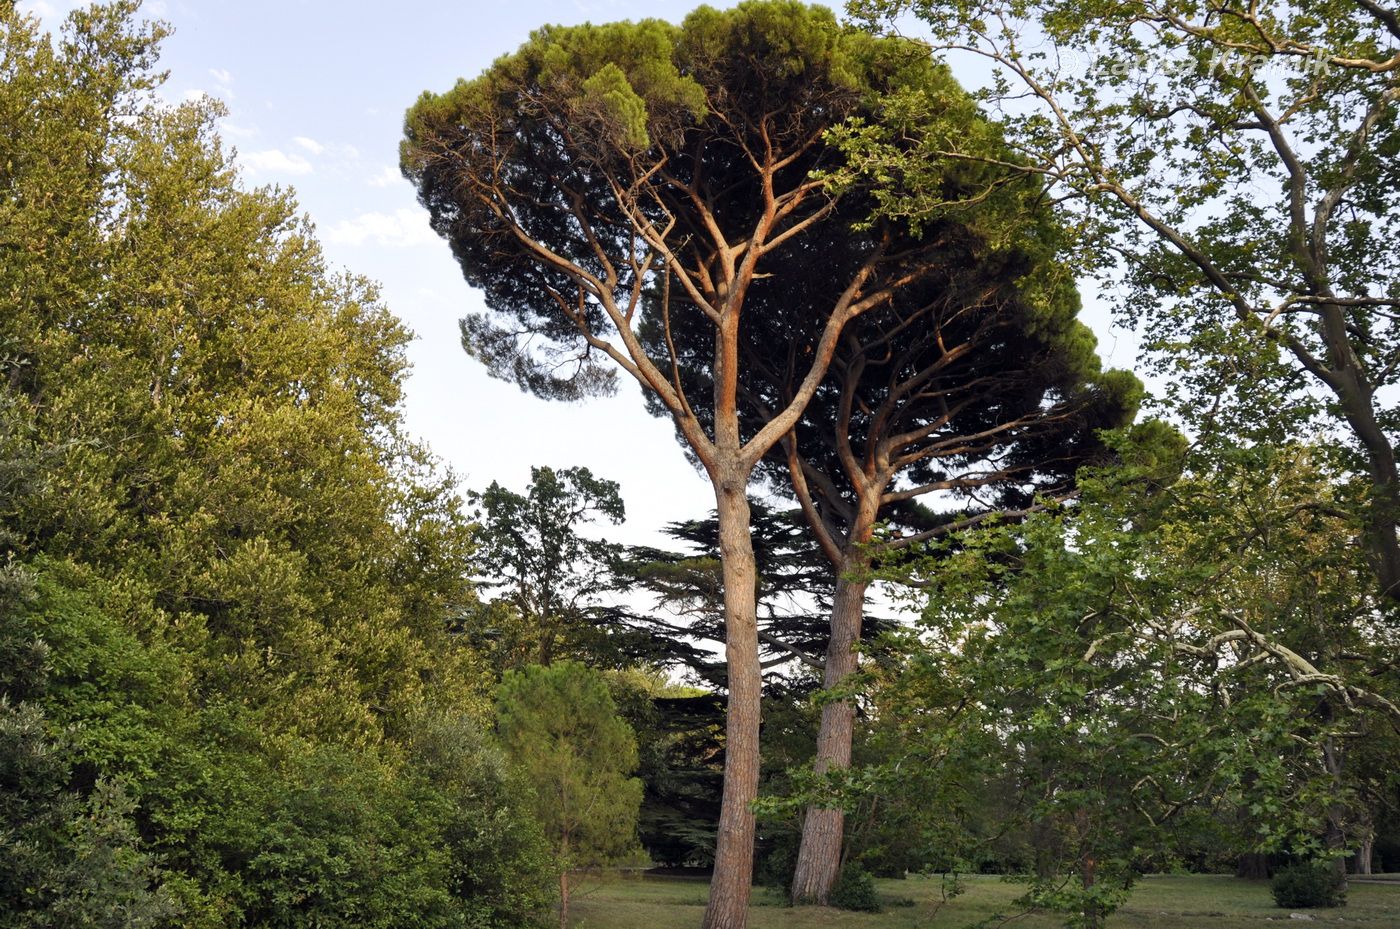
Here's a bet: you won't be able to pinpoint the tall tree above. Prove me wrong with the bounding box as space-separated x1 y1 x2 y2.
1 1 487 737
496 662 644 929
850 0 1400 607
645 193 1141 902
400 5 1016 923
0 5 551 926
785 276 1138 904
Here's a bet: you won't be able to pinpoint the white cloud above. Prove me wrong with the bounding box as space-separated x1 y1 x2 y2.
182 88 209 103
241 149 314 176
293 136 325 155
366 165 402 188
219 120 258 139
323 209 438 249
204 68 234 98
16 0 82 25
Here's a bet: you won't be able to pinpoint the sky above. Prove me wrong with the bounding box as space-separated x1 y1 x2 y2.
19 0 1142 551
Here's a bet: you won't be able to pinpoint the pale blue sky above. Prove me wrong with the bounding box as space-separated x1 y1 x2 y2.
21 0 1139 548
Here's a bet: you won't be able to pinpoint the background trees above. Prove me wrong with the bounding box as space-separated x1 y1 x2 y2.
467 466 626 668
614 503 842 689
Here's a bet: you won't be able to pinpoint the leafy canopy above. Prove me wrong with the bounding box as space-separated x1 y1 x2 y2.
401 0 1031 412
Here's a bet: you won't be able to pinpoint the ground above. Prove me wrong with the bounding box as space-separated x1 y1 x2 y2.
566 873 1400 928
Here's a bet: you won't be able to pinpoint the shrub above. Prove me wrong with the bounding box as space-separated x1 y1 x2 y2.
830 866 881 912
1270 861 1347 909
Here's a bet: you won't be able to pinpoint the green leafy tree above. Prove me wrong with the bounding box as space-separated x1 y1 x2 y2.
0 562 180 929
1 276 178 929
2 1 487 742
1134 442 1398 878
836 431 1394 926
401 9 1023 918
407 714 555 927
468 465 625 668
0 5 548 927
497 662 644 929
850 0 1400 608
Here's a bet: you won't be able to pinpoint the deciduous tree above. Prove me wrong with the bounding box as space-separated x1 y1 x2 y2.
851 0 1400 607
468 465 625 668
1 5 548 926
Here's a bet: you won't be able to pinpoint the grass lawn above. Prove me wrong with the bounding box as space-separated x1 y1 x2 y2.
566 872 1399 928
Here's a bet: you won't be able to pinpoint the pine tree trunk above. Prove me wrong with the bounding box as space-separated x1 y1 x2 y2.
559 869 570 929
791 572 868 904
701 477 762 929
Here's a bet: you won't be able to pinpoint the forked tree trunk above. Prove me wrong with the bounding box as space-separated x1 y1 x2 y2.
701 477 762 929
791 571 868 904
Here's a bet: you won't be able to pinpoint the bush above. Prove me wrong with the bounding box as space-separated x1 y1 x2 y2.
830 866 880 913
1270 861 1347 909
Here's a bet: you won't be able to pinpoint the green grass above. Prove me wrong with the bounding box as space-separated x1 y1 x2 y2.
566 872 1399 929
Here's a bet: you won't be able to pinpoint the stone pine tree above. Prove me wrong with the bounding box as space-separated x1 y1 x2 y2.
496 662 643 929
784 278 1137 903
400 5 1019 924
643 177 1140 902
